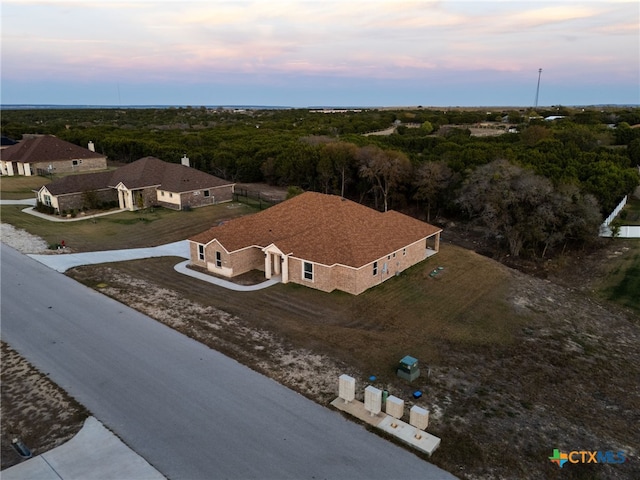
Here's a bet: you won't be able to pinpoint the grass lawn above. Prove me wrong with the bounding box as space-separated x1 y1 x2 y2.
0 175 50 200
0 202 258 251
71 243 519 385
599 239 640 312
617 193 640 225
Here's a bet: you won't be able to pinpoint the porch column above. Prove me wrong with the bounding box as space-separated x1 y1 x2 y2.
273 254 281 276
264 252 272 279
434 232 440 252
281 255 289 283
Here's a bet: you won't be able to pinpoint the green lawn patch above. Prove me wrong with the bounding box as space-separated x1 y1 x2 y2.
618 194 640 225
0 202 257 251
0 175 49 200
604 253 640 311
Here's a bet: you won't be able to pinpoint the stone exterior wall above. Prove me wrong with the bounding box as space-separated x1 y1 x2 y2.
209 185 234 203
33 157 107 175
157 200 182 211
137 187 160 209
55 189 117 214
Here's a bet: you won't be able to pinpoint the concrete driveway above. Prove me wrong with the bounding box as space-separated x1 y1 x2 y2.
2 417 165 480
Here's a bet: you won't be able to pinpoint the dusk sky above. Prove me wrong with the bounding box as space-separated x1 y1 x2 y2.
1 1 638 108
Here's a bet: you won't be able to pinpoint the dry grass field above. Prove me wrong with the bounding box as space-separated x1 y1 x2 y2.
1 342 88 470
2 175 639 479
66 242 639 480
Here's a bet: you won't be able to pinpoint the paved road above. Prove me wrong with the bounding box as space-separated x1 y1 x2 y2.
1 244 456 480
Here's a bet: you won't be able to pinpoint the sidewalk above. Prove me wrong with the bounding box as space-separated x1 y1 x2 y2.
2 417 165 480
0 198 126 222
29 242 281 291
29 241 191 273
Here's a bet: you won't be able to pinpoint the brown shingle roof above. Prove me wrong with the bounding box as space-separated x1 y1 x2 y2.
40 156 233 195
109 157 232 192
190 192 441 268
0 135 105 163
42 171 114 195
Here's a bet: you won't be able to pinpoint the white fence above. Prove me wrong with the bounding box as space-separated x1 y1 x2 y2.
600 195 640 238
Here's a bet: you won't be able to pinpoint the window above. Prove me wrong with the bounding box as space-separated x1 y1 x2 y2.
403 248 406 256
44 195 52 206
203 190 210 197
373 261 378 276
160 191 165 197
198 244 205 261
72 160 79 166
215 251 222 268
303 262 313 281
169 193 173 198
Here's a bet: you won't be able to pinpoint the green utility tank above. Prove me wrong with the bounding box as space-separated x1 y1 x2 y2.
396 355 420 382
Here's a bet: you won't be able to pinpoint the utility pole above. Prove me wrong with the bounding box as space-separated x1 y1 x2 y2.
534 68 542 109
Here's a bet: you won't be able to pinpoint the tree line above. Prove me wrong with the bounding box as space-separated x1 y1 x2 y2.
2 106 639 258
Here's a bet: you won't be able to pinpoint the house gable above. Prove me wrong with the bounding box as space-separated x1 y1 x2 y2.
190 192 441 269
189 192 442 294
38 156 234 212
0 135 107 176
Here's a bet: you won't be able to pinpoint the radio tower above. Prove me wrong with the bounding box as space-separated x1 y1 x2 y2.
534 68 542 109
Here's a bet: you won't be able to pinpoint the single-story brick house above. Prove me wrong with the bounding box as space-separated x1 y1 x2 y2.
37 156 235 213
189 191 442 295
0 135 107 176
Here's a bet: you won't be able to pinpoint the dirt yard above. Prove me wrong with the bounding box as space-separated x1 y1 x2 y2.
1 342 88 470
1 222 638 479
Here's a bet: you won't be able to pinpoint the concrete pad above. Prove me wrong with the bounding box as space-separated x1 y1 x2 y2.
2 456 59 480
2 417 165 480
378 416 441 456
330 398 385 427
331 397 441 456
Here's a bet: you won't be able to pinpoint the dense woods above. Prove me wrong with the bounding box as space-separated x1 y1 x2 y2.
2 105 639 258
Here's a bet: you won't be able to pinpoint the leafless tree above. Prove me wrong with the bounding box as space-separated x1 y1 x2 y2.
413 161 455 222
357 145 412 212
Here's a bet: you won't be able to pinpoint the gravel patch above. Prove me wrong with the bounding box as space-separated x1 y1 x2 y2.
0 224 49 254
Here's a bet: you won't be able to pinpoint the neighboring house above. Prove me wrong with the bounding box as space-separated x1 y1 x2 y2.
189 192 442 295
0 134 106 176
38 171 117 213
1 136 18 150
36 156 235 213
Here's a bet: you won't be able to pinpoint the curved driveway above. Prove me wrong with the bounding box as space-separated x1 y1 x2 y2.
1 244 456 479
